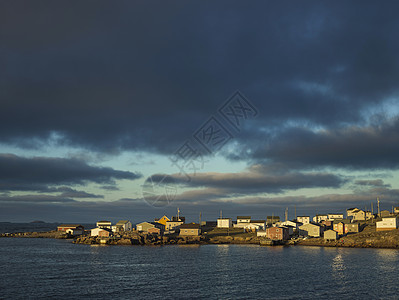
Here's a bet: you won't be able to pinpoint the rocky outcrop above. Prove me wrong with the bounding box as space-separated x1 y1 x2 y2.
0 230 66 239
208 235 259 244
297 229 399 249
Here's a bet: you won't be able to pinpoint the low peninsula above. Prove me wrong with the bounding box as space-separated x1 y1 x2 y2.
2 223 399 249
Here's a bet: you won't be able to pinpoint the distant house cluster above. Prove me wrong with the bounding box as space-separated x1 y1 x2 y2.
90 220 133 237
56 205 399 242
253 206 399 242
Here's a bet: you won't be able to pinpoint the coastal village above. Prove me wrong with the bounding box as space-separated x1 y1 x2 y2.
50 204 399 247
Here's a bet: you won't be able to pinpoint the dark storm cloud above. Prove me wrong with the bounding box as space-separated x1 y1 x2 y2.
55 187 104 199
230 117 399 170
151 164 345 194
0 154 142 192
2 1 399 156
0 194 76 203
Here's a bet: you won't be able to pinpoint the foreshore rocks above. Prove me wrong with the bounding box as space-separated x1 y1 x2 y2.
208 235 259 244
298 229 399 249
72 233 205 246
71 232 260 246
0 230 66 239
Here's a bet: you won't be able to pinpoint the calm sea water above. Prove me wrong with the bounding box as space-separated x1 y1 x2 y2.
1 237 399 300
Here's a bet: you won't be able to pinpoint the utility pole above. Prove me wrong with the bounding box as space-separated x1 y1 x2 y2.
199 212 202 225
285 207 288 222
377 197 380 218
177 207 180 220
371 202 374 223
294 205 297 220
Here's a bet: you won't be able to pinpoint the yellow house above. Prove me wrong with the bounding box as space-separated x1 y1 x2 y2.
155 215 170 226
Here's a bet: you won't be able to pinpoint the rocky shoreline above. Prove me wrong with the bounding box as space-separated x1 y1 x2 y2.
72 232 262 246
0 230 66 239
297 228 399 249
2 228 399 249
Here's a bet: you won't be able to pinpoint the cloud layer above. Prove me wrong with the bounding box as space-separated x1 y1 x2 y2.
1 2 399 156
2 1 399 221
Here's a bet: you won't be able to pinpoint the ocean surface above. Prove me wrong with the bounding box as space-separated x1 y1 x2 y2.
1 225 399 299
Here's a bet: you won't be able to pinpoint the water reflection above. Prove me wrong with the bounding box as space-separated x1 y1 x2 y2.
214 245 232 290
331 250 346 283
177 244 200 248
375 249 399 273
375 249 399 262
299 245 324 255
216 244 230 255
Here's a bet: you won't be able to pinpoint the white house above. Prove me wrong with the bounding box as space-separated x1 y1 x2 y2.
234 219 265 231
313 214 328 223
280 220 301 230
96 220 112 229
91 228 112 237
249 220 266 230
237 216 251 224
327 213 344 221
257 230 267 237
299 223 323 237
112 220 132 232
66 228 84 235
376 217 399 231
297 216 310 225
165 220 184 233
217 218 232 228
324 230 338 241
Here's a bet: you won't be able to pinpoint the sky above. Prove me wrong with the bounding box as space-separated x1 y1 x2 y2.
1 1 399 223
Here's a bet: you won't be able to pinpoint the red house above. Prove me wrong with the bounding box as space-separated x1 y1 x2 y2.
57 224 84 232
266 227 289 241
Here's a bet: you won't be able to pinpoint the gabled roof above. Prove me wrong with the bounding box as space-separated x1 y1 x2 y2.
166 219 184 224
237 216 251 219
58 224 82 228
300 223 320 228
381 216 398 220
333 219 351 224
116 220 130 225
281 225 295 228
97 220 111 223
136 221 154 226
155 215 170 221
250 220 266 223
281 220 300 225
180 223 200 229
347 207 358 211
